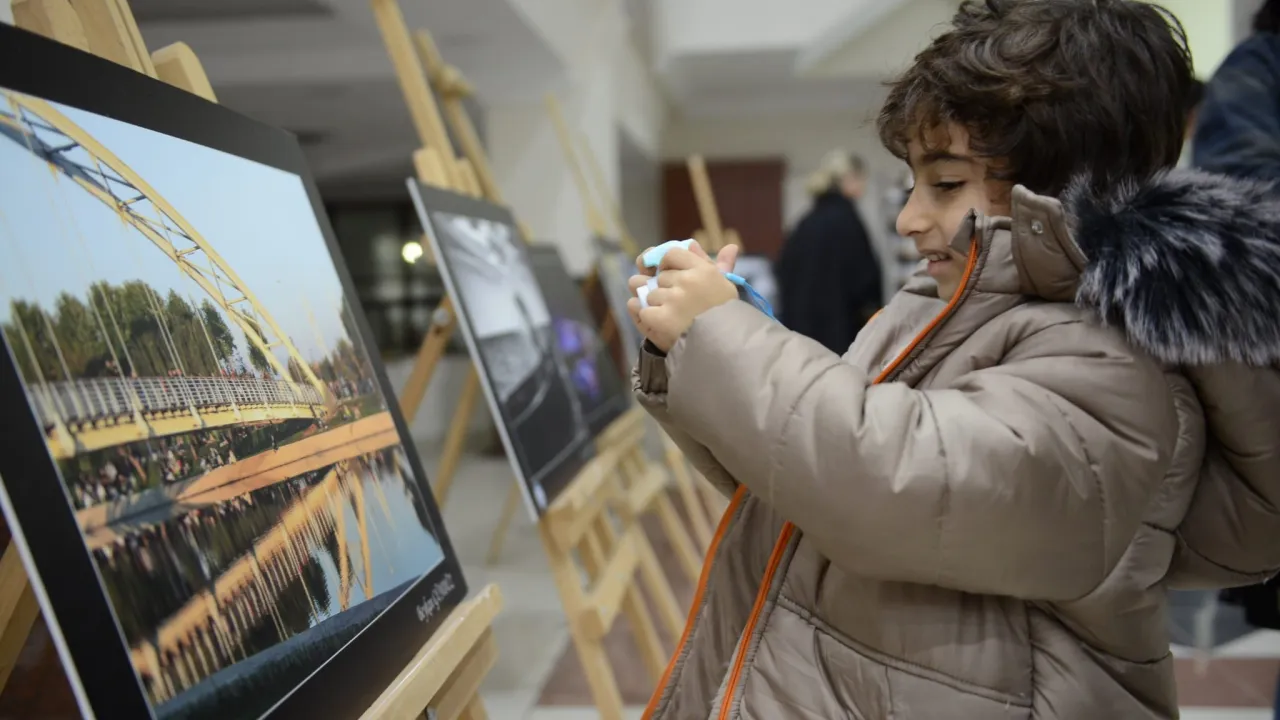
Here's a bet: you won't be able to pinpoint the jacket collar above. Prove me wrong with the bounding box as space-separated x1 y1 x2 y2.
965 170 1280 367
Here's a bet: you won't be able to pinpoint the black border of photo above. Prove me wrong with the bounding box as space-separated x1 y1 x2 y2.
408 181 595 521
0 23 468 720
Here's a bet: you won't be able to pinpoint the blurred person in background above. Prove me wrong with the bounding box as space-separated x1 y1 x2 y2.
1177 78 1203 167
775 149 882 354
1194 1 1280 716
1193 0 1280 179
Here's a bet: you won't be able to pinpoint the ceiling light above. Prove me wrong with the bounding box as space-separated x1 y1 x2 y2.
401 241 424 265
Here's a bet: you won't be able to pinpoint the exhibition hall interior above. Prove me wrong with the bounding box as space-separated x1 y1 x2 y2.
0 0 1276 718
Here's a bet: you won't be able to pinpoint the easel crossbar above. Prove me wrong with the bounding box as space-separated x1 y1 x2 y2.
358 587 503 720
578 530 640 639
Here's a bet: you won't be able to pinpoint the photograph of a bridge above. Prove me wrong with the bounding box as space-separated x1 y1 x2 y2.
0 46 465 720
410 184 599 519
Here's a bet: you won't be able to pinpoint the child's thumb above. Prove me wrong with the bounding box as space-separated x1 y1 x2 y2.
716 244 740 273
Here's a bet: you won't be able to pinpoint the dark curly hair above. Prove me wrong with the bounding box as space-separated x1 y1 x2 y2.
877 0 1194 196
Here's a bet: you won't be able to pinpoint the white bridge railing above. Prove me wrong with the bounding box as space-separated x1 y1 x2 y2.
26 375 326 429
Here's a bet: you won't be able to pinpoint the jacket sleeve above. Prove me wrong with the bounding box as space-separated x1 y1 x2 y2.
654 301 1176 601
1167 363 1280 588
1193 37 1280 182
634 341 739 499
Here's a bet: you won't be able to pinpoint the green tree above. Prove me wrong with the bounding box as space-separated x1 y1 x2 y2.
53 293 106 376
86 281 135 377
286 356 309 384
113 281 167 376
244 336 274 376
4 300 61 383
4 279 276 382
200 300 236 365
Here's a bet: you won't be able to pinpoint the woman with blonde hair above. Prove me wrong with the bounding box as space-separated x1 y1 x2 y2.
775 148 882 353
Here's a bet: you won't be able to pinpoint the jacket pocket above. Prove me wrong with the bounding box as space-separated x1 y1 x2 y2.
735 601 1032 720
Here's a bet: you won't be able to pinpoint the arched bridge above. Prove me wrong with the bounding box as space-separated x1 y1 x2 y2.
0 90 336 458
29 374 327 459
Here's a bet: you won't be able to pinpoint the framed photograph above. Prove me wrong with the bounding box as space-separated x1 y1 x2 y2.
0 25 467 720
526 245 630 438
409 183 596 519
592 237 645 363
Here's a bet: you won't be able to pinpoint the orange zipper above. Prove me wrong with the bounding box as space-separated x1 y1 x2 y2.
714 522 796 719
641 485 748 719
713 237 981 720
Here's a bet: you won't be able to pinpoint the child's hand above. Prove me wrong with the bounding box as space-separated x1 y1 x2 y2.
633 240 739 276
626 247 739 352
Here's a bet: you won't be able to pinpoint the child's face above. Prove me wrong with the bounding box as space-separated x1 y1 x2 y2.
897 124 1012 301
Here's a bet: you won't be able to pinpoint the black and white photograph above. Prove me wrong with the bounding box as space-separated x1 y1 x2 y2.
527 245 630 438
411 184 597 518
593 236 646 363
0 28 465 720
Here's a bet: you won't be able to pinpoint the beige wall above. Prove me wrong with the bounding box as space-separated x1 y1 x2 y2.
620 128 662 248
663 109 896 226
662 109 902 298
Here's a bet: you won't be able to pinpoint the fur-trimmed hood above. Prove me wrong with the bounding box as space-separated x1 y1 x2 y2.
1055 170 1280 367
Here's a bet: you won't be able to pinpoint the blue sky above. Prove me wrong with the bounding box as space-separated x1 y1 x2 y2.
0 87 356 369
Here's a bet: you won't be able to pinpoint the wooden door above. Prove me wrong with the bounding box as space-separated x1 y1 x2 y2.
662 158 786 259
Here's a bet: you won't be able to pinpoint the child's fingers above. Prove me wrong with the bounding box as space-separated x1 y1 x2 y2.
638 304 665 328
645 287 677 307
628 274 649 294
626 297 644 326
687 240 711 262
716 244 740 273
634 250 658 276
639 305 676 351
658 247 701 272
656 269 688 288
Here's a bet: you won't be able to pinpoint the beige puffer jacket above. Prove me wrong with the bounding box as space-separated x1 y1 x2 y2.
634 171 1280 719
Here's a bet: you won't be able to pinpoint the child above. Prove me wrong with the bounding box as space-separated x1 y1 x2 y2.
628 1 1280 718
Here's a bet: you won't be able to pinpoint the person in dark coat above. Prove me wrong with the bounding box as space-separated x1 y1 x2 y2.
776 150 882 354
1193 0 1280 180
1193 2 1280 716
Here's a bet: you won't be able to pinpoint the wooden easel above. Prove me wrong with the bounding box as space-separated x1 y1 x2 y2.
381 7 704 587
543 96 718 552
2 3 503 718
648 154 745 520
371 2 689 718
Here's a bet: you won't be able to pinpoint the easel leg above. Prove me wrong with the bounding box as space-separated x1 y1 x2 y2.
484 483 521 565
0 544 40 693
399 297 458 424
537 524 627 720
585 519 667 684
630 522 686 642
432 367 481 505
660 433 712 549
625 452 701 584
458 696 489 720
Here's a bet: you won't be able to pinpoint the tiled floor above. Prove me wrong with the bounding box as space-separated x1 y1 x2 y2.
430 448 1280 720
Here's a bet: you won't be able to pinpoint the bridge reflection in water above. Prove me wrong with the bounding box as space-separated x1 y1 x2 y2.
29 375 327 460
92 446 444 709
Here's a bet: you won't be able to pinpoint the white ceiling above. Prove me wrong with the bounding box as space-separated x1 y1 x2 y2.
136 0 564 191
653 0 959 120
119 0 957 190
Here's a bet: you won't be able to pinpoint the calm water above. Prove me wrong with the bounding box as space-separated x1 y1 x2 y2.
90 445 444 712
